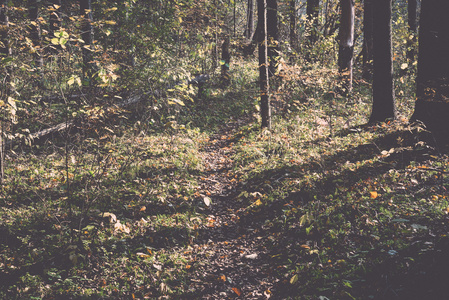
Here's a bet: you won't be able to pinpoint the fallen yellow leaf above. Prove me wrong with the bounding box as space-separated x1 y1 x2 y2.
370 191 378 199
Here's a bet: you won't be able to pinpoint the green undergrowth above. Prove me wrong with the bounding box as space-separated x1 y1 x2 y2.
1 63 448 299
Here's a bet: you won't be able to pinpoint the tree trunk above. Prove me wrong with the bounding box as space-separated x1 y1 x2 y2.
79 0 94 85
267 0 278 78
369 0 396 123
306 0 320 45
362 0 373 81
338 0 355 95
29 0 44 85
0 0 10 94
244 0 254 39
221 36 231 86
258 0 270 129
410 0 449 142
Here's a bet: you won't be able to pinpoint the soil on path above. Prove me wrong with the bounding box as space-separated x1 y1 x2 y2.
187 119 279 299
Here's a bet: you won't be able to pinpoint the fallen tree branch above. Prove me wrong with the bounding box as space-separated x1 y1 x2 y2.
7 92 149 149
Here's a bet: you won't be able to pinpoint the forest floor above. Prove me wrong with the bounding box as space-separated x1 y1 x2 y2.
1 72 449 299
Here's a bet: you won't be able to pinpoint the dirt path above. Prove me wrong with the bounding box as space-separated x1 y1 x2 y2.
187 120 277 299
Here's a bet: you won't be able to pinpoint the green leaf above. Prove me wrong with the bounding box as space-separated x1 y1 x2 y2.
82 225 95 231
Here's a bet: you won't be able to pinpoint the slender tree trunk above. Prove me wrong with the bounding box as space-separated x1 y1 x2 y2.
212 0 218 69
306 0 320 45
244 0 254 39
29 0 44 85
233 0 236 37
362 0 373 80
221 36 231 86
369 0 396 123
258 0 270 129
0 0 10 92
338 0 355 95
267 0 278 78
80 0 94 85
410 0 449 142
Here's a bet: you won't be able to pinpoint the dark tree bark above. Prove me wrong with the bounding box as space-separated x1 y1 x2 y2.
221 36 230 86
338 0 355 95
406 0 417 63
369 0 396 123
257 0 270 129
362 0 373 81
29 0 44 84
410 0 449 142
244 0 254 39
79 0 95 84
306 0 320 45
267 0 278 78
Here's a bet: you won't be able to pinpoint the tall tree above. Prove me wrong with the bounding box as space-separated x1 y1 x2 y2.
369 0 396 123
79 0 94 85
221 36 230 86
410 0 449 141
338 0 355 95
29 0 44 84
306 0 320 45
362 0 373 80
267 0 278 77
258 0 270 129
244 0 254 39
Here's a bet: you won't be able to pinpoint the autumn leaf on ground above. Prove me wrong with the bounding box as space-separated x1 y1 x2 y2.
232 287 242 296
370 191 378 199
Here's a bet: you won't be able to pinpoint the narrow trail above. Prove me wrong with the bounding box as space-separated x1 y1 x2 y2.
186 119 278 299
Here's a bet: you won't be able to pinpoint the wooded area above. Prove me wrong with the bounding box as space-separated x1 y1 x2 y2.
1 0 449 299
